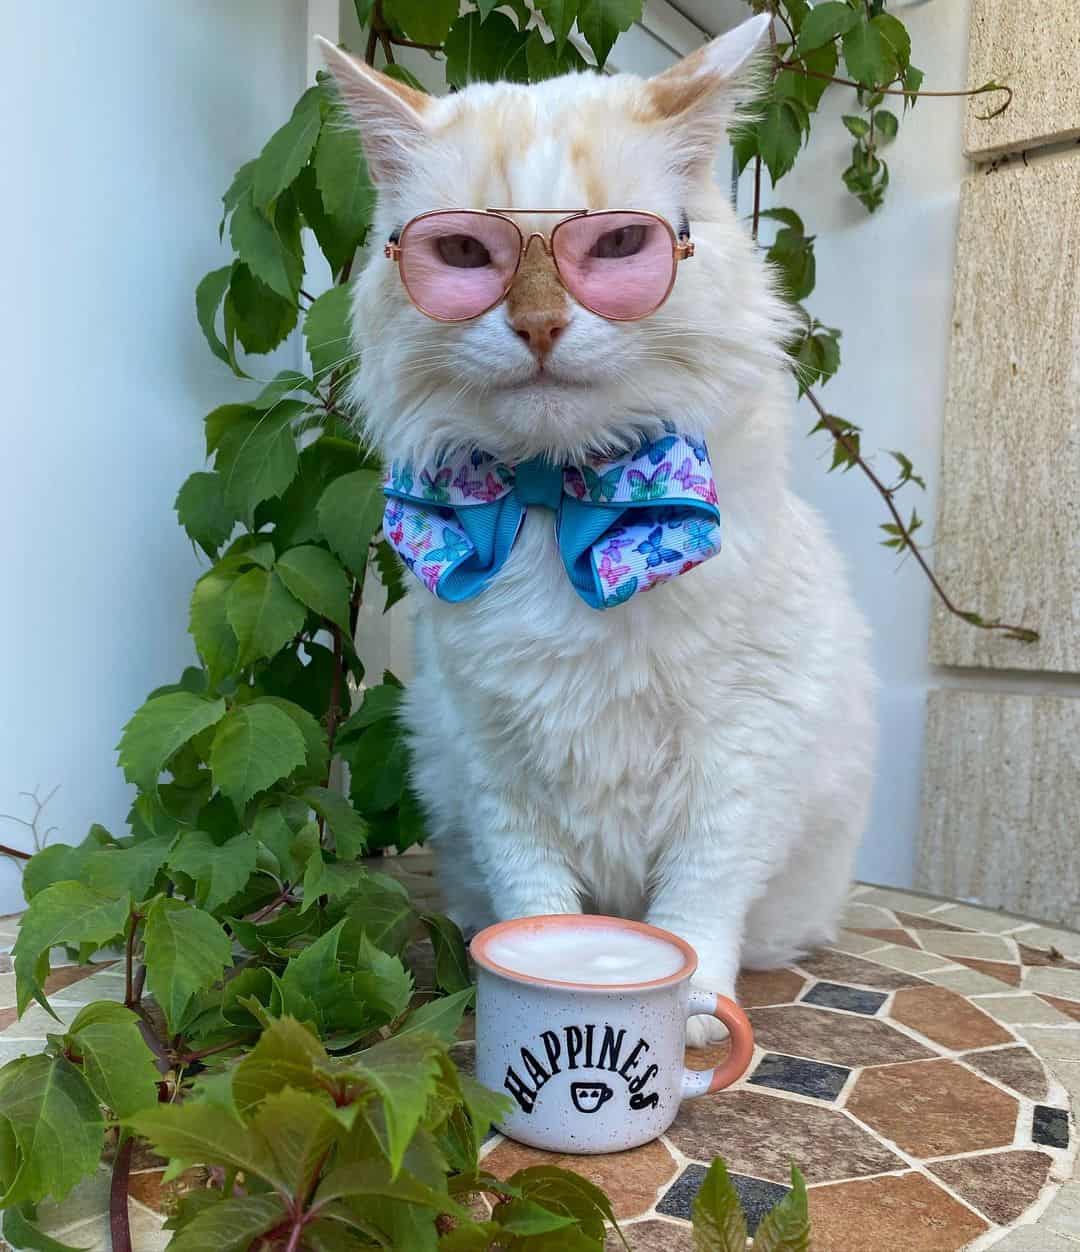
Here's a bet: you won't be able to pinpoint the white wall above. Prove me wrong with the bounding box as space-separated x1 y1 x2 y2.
756 0 972 885
0 4 308 910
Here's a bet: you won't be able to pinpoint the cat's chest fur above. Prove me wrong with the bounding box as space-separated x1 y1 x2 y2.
409 508 748 910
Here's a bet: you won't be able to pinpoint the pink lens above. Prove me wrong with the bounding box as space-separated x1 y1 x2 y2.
399 211 521 321
552 212 677 320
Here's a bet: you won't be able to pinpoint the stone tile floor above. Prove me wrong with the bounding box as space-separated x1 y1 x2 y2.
3 884 1080 1250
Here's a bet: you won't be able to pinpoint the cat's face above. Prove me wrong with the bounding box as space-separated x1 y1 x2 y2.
322 15 786 465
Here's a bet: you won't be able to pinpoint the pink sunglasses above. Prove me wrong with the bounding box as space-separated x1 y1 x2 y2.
384 208 695 324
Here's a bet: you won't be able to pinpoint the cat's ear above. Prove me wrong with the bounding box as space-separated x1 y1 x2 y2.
642 13 771 169
315 36 430 185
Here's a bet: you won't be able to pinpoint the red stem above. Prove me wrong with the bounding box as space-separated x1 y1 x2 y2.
109 1136 134 1252
0 843 30 861
178 1036 250 1065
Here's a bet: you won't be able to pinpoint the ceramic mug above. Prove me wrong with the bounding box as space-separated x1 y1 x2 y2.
470 914 755 1154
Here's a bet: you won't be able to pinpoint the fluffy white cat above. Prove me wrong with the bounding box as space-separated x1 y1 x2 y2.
321 14 875 1043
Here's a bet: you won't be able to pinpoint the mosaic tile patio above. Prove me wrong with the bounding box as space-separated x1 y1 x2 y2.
2 883 1080 1250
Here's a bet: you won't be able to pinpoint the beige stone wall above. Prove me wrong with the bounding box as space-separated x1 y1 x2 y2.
917 690 1080 926
928 158 1080 674
918 3 1080 921
965 0 1080 160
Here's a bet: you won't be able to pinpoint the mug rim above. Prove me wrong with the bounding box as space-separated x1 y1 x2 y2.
469 913 698 992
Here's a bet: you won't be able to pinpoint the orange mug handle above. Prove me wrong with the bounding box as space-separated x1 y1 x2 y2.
681 989 755 1099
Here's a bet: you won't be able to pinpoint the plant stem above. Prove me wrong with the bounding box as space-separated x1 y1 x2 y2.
318 623 346 845
178 1036 250 1065
775 59 1013 119
123 913 140 1008
249 884 294 924
132 962 147 1005
109 1135 134 1252
803 388 1037 641
0 843 30 861
752 156 762 240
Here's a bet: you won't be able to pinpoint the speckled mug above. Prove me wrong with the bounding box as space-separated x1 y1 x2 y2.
470 914 754 1154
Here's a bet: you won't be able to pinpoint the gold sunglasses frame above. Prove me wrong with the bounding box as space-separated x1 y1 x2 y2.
384 208 695 324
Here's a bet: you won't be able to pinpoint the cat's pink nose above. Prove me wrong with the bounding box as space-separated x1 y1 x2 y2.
510 311 568 360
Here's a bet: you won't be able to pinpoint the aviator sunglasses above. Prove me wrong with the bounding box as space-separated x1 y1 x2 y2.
384 208 695 324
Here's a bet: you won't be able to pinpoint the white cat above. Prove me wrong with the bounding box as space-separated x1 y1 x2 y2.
321 14 875 1044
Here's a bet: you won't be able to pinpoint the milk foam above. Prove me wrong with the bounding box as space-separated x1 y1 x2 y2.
486 924 685 985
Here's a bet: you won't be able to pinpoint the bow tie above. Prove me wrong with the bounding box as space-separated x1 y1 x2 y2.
382 429 722 610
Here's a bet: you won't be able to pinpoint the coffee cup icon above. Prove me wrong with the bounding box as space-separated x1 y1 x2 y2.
570 1081 614 1114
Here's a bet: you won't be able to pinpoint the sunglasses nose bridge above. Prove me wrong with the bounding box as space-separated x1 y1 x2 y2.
522 231 552 258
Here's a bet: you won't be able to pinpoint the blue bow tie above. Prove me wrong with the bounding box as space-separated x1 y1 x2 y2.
382 429 722 610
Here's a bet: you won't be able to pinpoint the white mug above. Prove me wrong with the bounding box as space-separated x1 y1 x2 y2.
470 914 754 1154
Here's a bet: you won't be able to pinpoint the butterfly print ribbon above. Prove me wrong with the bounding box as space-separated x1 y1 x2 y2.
382 429 721 610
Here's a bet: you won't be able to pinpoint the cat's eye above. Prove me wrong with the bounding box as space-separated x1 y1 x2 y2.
588 224 648 260
435 234 492 268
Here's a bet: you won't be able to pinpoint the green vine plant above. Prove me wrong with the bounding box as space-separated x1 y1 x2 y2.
0 2 1032 1249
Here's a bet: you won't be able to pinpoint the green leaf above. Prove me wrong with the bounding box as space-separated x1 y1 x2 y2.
349 717 410 813
903 62 925 106
873 12 911 71
535 0 579 53
214 402 305 522
2 1206 90 1252
750 1165 810 1251
577 0 641 68
348 937 414 1025
842 114 870 138
312 1158 465 1216
250 805 304 882
143 897 232 1034
505 1166 616 1244
117 693 226 792
397 986 475 1044
83 835 172 904
250 1088 342 1194
374 538 408 611
691 1156 748 1252
195 265 244 376
21 826 113 901
0 1055 103 1207
230 191 303 302
304 284 354 383
314 112 375 245
420 913 471 994
231 1014 329 1113
275 545 352 631
254 369 319 409
795 1 856 54
64 1002 160 1117
389 0 459 45
496 1199 577 1236
875 108 899 141
459 1073 512 1157
165 1195 285 1252
337 682 402 741
13 883 130 1015
190 565 241 689
127 1100 279 1188
757 101 805 185
303 787 369 860
444 12 530 89
225 263 298 356
204 403 258 456
210 703 308 808
175 471 234 559
345 1032 447 1174
338 873 416 959
258 697 330 784
252 86 323 211
221 159 256 233
225 567 306 666
317 468 384 582
524 28 588 79
167 831 259 913
842 15 901 89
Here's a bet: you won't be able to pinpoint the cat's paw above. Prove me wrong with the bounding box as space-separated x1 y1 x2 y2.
685 1012 731 1049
